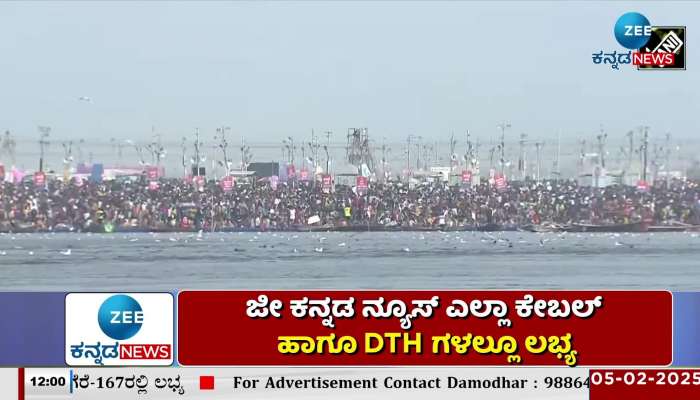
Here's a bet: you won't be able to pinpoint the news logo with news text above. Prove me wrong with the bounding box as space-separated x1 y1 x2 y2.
65 293 174 366
592 12 685 70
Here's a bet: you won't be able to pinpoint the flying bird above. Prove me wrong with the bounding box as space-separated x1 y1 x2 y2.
78 96 92 102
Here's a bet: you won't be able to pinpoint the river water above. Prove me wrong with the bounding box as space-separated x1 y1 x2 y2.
0 231 698 291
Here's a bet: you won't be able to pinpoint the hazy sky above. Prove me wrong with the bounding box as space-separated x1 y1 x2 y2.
1 1 698 146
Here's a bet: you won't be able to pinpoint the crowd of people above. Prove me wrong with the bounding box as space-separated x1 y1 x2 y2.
0 175 699 232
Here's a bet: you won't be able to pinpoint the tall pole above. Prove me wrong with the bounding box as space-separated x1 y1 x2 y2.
193 128 201 176
2 130 17 166
518 132 527 180
325 131 332 173
415 136 422 171
62 141 73 181
216 126 230 175
500 128 505 175
240 136 250 172
474 136 480 178
448 132 456 169
597 127 607 168
287 136 295 166
37 126 51 172
552 131 561 179
496 122 510 175
535 141 544 182
381 137 387 168
578 139 586 180
434 140 439 168
642 126 649 181
626 131 634 175
307 130 319 171
465 130 471 169
381 136 389 181
150 126 157 165
181 137 187 178
406 135 413 175
210 143 218 180
665 132 671 184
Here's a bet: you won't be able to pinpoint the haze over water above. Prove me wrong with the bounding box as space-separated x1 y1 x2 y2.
1 2 699 178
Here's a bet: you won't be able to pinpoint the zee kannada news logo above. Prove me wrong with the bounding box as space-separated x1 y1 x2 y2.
593 12 685 70
66 293 173 366
98 294 171 361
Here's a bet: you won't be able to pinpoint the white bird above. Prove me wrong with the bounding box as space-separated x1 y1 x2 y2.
402 247 410 252
338 242 346 247
28 251 34 256
616 241 634 248
0 251 6 256
314 247 324 253
60 249 72 256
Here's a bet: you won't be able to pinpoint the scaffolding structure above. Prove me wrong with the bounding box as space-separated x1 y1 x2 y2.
346 128 374 174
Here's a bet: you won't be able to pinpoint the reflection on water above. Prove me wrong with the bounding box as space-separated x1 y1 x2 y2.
0 231 698 290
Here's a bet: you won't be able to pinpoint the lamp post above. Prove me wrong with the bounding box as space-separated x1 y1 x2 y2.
496 122 511 175
240 144 251 171
192 128 203 176
37 126 51 172
406 135 419 176
596 126 608 168
640 126 650 181
181 137 188 178
325 131 332 174
62 141 73 181
215 126 231 175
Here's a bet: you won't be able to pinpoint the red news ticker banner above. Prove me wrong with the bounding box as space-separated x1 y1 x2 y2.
590 370 700 400
177 290 672 366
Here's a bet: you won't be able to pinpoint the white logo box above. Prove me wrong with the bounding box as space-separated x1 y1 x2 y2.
65 293 174 366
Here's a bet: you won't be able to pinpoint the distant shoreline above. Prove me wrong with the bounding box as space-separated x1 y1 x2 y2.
2 222 699 234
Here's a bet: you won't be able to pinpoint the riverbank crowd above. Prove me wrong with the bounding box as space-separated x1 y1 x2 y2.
1 177 699 232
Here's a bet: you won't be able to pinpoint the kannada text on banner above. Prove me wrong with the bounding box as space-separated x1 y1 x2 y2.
177 290 672 366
